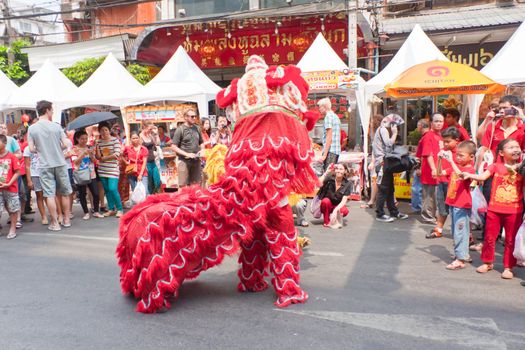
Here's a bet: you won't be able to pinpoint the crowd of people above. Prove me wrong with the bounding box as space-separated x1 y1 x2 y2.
357 94 525 279
0 100 233 240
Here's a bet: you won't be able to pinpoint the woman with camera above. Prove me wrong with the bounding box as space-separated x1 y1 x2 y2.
140 121 162 194
210 115 232 147
318 163 351 229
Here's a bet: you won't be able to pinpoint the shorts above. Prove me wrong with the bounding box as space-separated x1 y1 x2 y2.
31 176 42 192
39 165 73 198
178 159 202 187
436 182 449 217
0 191 20 213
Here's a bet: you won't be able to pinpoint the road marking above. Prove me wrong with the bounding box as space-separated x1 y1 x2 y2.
306 251 344 257
22 232 118 242
279 310 525 349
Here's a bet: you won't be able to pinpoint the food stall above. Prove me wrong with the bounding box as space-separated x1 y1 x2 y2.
122 104 195 190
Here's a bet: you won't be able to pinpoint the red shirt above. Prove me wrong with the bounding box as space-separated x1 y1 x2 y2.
18 141 27 176
419 130 443 185
443 123 470 141
481 120 525 161
487 163 524 214
438 148 457 184
0 152 20 193
123 145 149 176
445 165 475 208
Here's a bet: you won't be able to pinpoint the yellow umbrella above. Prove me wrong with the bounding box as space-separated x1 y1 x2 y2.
384 60 505 98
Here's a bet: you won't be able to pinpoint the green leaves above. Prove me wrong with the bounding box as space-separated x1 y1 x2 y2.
62 57 105 86
62 57 152 86
0 39 31 85
126 64 151 85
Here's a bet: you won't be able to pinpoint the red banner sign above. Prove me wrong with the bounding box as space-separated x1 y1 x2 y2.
136 16 367 69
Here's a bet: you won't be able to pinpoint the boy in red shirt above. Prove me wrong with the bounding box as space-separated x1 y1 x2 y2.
439 141 476 269
427 127 461 238
443 108 470 141
463 138 524 279
419 113 444 224
0 134 21 239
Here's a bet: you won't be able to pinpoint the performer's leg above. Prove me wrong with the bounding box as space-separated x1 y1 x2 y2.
237 228 269 292
265 205 308 307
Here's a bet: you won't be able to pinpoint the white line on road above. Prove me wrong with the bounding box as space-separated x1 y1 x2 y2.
306 251 344 257
278 309 525 349
22 232 118 242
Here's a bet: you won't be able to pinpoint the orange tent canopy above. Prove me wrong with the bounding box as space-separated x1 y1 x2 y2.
384 60 505 98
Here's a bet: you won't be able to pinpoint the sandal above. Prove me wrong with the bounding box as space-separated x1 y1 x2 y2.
300 220 309 227
425 228 442 239
15 221 23 229
476 263 493 274
446 259 465 270
48 224 61 232
6 232 17 240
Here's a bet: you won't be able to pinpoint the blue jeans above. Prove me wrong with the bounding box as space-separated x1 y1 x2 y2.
127 175 149 194
410 173 422 212
450 206 471 260
100 177 122 211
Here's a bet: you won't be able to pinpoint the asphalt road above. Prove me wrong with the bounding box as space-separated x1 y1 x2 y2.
1 201 525 350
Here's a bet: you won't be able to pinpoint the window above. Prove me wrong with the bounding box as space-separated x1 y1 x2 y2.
19 22 32 33
175 0 249 17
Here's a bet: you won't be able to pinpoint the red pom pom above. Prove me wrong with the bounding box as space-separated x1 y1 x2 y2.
303 110 320 131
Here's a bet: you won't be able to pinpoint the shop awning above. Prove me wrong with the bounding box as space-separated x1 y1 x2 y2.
21 34 132 71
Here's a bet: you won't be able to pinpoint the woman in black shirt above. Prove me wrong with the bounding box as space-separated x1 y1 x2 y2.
318 163 351 228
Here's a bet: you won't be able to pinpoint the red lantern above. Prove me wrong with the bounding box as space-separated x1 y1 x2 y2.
199 41 217 59
21 114 30 127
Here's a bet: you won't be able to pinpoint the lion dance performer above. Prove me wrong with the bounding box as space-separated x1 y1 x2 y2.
116 55 319 313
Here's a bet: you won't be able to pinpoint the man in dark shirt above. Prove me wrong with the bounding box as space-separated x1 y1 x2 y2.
172 108 204 187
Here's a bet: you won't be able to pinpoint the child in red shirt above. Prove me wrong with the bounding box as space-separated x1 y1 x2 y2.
0 134 21 239
419 113 444 224
463 138 524 279
427 127 460 239
439 141 477 269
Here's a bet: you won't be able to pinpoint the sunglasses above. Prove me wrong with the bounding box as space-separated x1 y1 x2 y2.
187 114 197 118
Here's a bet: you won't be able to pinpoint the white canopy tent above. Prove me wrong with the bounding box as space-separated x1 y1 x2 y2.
127 46 221 118
68 52 143 109
0 70 18 112
6 59 79 123
364 24 449 141
467 20 525 139
297 33 368 151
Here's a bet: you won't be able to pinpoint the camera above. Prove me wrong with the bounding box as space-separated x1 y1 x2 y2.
496 107 518 118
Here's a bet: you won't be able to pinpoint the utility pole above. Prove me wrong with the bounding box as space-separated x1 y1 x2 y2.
1 0 15 65
347 0 358 68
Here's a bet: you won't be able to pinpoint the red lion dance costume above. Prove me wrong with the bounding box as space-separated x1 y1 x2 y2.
116 55 319 313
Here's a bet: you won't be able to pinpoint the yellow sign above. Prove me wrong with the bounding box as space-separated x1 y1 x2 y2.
394 173 411 199
123 104 194 124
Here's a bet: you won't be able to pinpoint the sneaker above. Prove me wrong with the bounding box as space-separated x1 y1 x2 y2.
103 211 116 217
115 211 124 218
501 268 514 279
92 212 104 218
82 213 90 220
376 215 394 223
394 213 408 220
15 221 22 229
